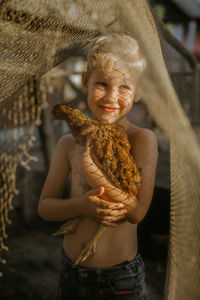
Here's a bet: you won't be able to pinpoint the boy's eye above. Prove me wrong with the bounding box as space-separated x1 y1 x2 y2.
120 85 129 90
96 82 107 87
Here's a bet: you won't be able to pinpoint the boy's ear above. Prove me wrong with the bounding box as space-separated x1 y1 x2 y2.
82 72 88 94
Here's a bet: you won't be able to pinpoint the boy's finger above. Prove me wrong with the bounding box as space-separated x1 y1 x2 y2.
101 221 118 228
104 214 126 222
97 186 105 196
88 186 105 197
108 202 125 209
95 198 124 209
96 208 112 215
97 208 127 216
100 200 124 209
110 209 127 216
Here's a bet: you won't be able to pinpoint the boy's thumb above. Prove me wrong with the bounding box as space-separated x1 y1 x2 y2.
97 186 104 196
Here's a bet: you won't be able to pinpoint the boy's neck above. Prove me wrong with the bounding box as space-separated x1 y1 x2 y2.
116 116 133 131
92 115 135 132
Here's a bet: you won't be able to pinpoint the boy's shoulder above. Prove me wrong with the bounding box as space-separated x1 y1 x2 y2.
58 133 74 144
127 124 157 141
130 127 157 141
56 133 75 155
128 127 158 154
58 128 157 155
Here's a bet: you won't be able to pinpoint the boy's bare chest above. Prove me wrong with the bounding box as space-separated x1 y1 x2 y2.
69 143 90 197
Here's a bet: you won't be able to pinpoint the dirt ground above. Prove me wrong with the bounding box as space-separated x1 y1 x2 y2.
0 210 167 300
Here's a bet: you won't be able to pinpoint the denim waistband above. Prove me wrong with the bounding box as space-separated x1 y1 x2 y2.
61 248 144 279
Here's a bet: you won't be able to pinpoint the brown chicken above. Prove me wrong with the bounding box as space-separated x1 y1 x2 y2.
52 103 142 265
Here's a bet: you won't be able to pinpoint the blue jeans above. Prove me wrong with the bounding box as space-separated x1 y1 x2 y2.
58 249 149 300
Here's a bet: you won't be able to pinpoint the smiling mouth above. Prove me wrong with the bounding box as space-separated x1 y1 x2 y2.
99 105 120 113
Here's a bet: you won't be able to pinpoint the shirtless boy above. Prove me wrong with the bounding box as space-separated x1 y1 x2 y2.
38 33 158 299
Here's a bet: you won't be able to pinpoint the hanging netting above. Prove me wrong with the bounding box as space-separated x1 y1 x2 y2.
0 1 200 299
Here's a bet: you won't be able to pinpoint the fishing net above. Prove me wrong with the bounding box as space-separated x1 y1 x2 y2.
0 0 200 299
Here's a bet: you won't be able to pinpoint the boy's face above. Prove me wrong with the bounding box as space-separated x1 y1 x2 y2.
82 62 138 124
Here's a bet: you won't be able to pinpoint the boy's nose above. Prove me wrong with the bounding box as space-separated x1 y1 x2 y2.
105 88 118 103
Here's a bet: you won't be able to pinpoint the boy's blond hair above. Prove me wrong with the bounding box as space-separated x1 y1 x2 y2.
86 33 146 80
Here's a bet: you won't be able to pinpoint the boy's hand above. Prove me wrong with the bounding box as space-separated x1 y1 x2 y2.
82 186 127 228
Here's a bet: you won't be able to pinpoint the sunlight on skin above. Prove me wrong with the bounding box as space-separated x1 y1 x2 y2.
82 62 140 125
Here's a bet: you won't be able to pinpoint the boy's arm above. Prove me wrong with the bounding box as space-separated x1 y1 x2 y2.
38 134 82 221
125 129 158 224
38 135 127 224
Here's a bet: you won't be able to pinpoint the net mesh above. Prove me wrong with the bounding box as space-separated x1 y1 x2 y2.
0 0 200 299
